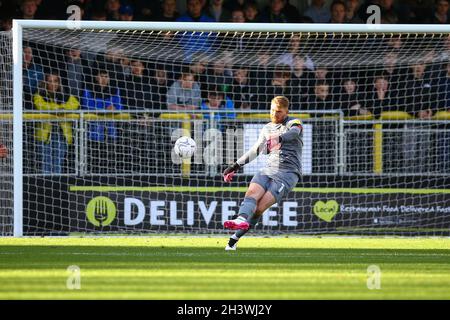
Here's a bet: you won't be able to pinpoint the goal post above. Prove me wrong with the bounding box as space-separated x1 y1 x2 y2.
6 20 450 237
12 20 23 237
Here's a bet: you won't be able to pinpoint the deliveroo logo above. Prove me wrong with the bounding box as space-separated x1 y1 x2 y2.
86 196 117 227
313 200 339 222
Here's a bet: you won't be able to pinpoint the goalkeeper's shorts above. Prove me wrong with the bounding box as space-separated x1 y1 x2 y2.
250 169 299 205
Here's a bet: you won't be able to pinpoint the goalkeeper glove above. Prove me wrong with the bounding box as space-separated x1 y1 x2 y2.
223 162 240 183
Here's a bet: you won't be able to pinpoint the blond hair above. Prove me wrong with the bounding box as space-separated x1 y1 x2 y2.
271 96 289 109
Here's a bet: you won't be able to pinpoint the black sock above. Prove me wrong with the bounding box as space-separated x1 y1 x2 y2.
228 237 238 247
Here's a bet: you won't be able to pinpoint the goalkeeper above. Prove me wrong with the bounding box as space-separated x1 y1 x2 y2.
223 96 303 250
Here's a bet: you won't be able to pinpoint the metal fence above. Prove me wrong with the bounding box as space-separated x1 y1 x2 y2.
4 110 450 176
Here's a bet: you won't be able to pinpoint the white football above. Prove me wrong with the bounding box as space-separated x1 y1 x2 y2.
174 136 197 159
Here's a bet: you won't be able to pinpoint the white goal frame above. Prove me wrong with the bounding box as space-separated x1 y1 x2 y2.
11 20 450 237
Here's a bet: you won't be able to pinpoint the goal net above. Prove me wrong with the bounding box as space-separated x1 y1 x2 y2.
3 21 450 236
0 31 13 236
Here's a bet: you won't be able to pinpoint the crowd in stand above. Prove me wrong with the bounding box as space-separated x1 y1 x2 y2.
9 0 450 120
19 32 450 174
21 38 450 120
4 0 450 173
2 0 450 28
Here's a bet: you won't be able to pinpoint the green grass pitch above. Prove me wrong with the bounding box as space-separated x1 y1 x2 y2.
0 236 449 299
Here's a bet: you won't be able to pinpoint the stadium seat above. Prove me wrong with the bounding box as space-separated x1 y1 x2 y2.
380 111 413 120
433 111 450 120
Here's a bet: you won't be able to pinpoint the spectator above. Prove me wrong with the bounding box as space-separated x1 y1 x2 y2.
133 0 159 20
387 36 403 51
338 78 369 116
167 69 202 110
206 57 233 95
366 74 396 118
374 52 407 94
94 47 127 92
289 54 312 107
20 0 38 19
119 4 134 21
178 0 215 21
438 35 450 62
304 0 331 23
329 0 347 23
34 0 43 16
380 0 400 23
120 54 131 78
255 64 293 110
339 75 370 173
23 46 44 110
153 0 179 21
259 0 290 23
105 0 121 21
201 86 236 124
149 63 170 112
125 60 151 172
61 47 90 100
402 62 436 173
243 0 259 22
250 50 272 90
307 81 335 114
422 49 443 80
403 62 436 119
176 0 216 60
1 18 12 31
222 51 235 71
345 0 364 22
230 65 256 109
429 0 450 23
189 54 209 98
119 56 146 170
438 62 450 108
34 72 80 174
208 0 232 21
124 59 152 111
283 0 302 22
308 80 337 172
311 65 336 93
128 60 159 173
277 34 315 71
314 66 329 82
219 8 251 51
190 54 209 77
230 6 246 22
82 69 123 173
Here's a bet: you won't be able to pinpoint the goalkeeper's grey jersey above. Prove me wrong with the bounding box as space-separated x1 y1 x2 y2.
237 116 303 176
